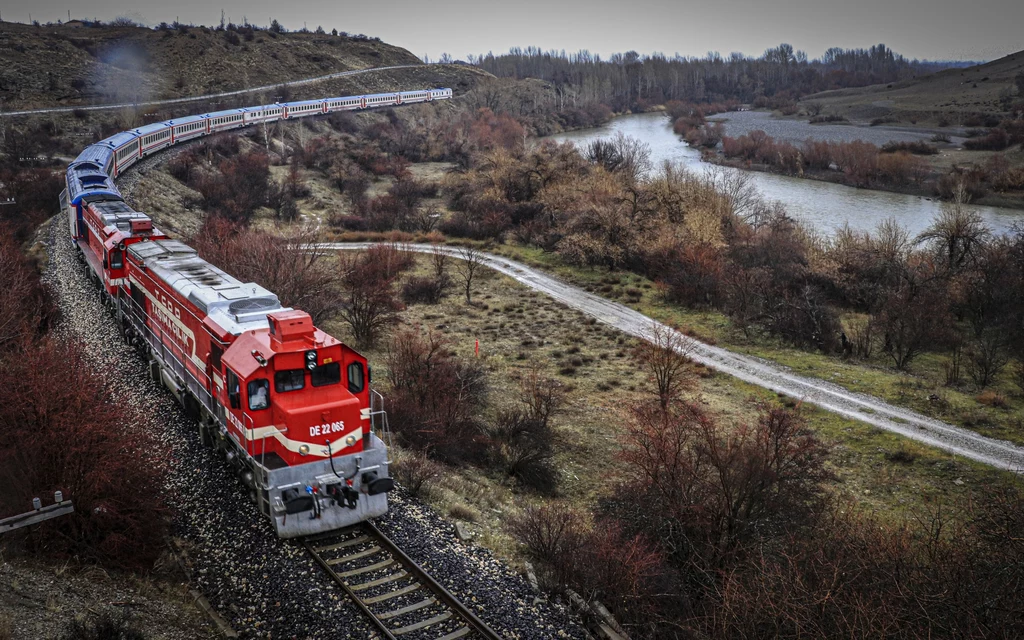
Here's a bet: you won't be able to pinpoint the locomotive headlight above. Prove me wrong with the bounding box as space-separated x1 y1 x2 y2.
298 444 310 456
344 435 357 447
306 350 317 361
307 361 316 371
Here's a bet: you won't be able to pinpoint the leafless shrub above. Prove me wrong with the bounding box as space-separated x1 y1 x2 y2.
392 450 442 497
634 323 697 409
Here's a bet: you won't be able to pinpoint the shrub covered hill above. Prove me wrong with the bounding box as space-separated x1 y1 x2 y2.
0 20 487 110
804 49 1024 125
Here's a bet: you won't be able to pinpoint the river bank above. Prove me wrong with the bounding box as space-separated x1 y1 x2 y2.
547 112 1024 236
701 150 1024 210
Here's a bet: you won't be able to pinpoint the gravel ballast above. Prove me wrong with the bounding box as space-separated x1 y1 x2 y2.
44 162 587 638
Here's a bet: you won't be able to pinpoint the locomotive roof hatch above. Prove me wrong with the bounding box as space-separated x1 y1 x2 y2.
267 310 316 347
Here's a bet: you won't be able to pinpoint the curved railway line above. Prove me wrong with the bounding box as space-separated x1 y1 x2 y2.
305 523 503 640
2 64 430 117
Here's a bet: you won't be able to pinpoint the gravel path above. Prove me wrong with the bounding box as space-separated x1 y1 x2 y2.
43 221 586 638
329 243 1024 473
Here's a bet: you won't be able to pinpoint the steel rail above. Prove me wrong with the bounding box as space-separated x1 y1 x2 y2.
363 521 503 640
305 522 503 640
304 534 400 640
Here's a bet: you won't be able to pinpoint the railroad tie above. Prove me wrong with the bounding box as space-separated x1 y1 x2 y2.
327 545 381 565
349 570 408 592
362 582 422 604
392 611 451 635
377 597 436 620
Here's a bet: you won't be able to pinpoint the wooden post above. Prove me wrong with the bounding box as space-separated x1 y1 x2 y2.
0 493 74 534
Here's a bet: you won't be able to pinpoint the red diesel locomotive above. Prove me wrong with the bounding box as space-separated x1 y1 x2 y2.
66 188 393 539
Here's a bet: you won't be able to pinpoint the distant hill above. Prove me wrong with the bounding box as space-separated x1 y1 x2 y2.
0 21 480 110
803 50 1024 124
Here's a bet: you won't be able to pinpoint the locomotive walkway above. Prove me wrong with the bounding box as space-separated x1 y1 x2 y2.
330 242 1024 472
0 64 428 117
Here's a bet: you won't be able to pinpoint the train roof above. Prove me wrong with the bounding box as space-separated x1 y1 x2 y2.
166 114 208 126
87 200 153 233
71 144 114 168
132 122 172 136
66 159 121 204
206 108 247 118
281 99 325 108
99 131 140 149
128 239 287 335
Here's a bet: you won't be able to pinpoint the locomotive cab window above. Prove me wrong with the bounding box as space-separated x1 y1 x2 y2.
347 362 364 394
274 369 305 393
109 249 123 269
248 379 270 411
227 369 241 409
311 362 341 388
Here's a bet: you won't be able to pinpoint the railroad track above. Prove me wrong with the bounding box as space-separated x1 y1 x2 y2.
304 522 503 640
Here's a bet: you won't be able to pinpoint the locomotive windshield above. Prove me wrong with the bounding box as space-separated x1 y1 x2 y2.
312 362 342 388
275 369 305 393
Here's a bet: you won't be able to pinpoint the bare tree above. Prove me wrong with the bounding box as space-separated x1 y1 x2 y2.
634 323 697 410
336 250 404 348
453 247 484 304
916 187 990 274
519 365 565 429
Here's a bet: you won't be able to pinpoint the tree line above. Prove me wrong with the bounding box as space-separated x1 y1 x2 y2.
472 44 966 111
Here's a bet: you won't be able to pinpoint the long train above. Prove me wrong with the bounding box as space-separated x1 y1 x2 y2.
61 87 453 538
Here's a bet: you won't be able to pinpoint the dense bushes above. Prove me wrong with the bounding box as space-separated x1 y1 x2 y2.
0 339 168 569
384 329 488 462
510 399 1024 638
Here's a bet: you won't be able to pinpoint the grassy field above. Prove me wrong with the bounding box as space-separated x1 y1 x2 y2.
492 245 1024 444
0 21 419 109
316 250 1014 562
129 119 1021 565
802 49 1023 126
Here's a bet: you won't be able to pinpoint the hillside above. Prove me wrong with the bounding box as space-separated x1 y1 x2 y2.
804 49 1024 124
0 20 439 110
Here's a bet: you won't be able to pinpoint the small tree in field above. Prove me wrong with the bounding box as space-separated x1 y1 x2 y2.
634 323 697 410
337 249 405 348
454 246 484 303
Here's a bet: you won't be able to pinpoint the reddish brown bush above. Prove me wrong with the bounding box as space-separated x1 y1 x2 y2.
0 231 53 346
193 149 271 224
189 219 342 325
963 128 1011 151
336 247 407 348
384 329 488 461
0 339 167 568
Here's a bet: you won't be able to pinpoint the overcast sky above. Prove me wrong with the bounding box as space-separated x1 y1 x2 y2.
4 0 1022 62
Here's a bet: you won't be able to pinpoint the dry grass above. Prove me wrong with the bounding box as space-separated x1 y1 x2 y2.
317 252 1011 556
0 21 420 109
803 51 1023 125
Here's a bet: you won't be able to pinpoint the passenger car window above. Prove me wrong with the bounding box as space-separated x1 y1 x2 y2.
274 369 305 393
248 379 270 411
311 362 341 388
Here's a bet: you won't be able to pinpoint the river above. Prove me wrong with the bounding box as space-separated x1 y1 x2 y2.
547 112 1024 237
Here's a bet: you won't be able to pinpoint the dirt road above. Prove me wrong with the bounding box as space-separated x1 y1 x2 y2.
330 242 1024 472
